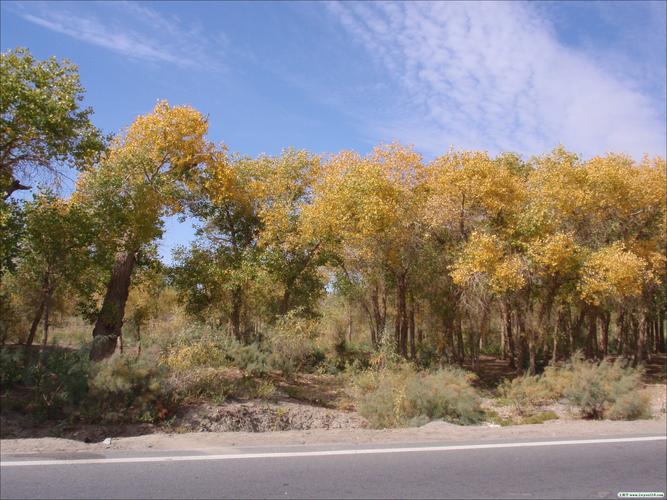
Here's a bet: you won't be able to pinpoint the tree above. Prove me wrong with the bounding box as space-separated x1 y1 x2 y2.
12 192 95 346
0 48 106 199
424 150 526 368
307 143 426 355
175 149 327 340
74 101 220 360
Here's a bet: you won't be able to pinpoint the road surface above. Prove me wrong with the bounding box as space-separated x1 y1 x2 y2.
2 435 665 499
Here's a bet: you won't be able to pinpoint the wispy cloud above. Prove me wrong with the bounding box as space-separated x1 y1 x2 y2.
10 1 225 69
328 1 666 159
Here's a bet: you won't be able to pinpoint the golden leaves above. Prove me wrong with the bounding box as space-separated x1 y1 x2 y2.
578 243 655 306
451 232 525 295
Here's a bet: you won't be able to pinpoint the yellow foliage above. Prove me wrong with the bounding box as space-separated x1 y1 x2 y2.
451 232 525 294
425 150 526 233
578 243 654 306
527 232 582 278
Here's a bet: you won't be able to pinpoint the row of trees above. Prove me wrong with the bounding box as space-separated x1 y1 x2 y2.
1 48 665 372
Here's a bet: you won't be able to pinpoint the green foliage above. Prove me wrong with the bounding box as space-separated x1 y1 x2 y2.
332 340 372 372
561 357 650 420
88 354 171 423
0 347 89 419
351 364 484 428
266 311 324 376
521 410 558 424
499 374 554 415
499 355 651 420
0 47 106 198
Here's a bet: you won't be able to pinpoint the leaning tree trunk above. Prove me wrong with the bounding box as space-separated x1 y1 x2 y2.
90 250 137 361
25 297 46 347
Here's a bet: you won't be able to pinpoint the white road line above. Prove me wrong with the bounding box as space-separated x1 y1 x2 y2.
1 436 665 467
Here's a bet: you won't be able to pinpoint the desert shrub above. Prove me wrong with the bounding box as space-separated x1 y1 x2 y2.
332 340 372 372
351 364 483 428
168 367 240 403
521 410 558 424
162 338 227 372
0 347 90 419
169 367 276 403
161 325 271 376
559 356 649 420
0 348 24 388
88 354 172 423
404 368 483 425
229 342 271 377
499 355 651 420
266 311 323 376
368 333 402 371
414 343 439 369
499 374 554 415
606 391 652 420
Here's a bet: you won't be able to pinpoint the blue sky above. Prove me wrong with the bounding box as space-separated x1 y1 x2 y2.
2 1 666 261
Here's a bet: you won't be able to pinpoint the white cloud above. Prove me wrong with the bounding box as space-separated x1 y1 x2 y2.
13 2 225 70
328 1 666 159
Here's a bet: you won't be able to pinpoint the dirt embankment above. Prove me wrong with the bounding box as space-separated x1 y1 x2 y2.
2 414 665 455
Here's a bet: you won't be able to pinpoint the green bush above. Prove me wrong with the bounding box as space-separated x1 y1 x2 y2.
89 354 172 423
0 348 24 388
0 347 90 419
499 355 651 420
404 368 484 425
351 364 484 428
521 410 558 425
332 340 372 372
266 311 323 376
560 357 650 420
499 374 554 415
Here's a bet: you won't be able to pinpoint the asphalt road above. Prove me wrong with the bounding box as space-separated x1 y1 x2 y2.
1 435 665 499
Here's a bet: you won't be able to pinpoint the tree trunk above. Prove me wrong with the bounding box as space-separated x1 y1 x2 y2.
527 328 536 375
503 303 516 369
25 296 46 347
658 309 665 353
41 288 51 348
280 288 291 316
636 315 647 364
585 311 597 359
395 273 408 357
231 289 243 342
136 323 142 357
601 311 610 357
90 250 137 361
408 301 415 359
551 325 558 365
456 317 465 363
347 302 353 343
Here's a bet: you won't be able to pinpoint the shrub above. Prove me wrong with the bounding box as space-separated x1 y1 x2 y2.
351 364 484 428
521 410 558 425
404 368 483 425
162 339 227 372
499 355 651 420
606 391 652 420
499 374 554 415
0 347 90 419
229 342 271 377
332 340 372 372
559 356 649 420
88 354 172 423
266 311 323 376
0 348 24 388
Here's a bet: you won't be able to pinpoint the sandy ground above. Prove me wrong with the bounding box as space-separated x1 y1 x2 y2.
1 415 664 455
2 383 665 456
